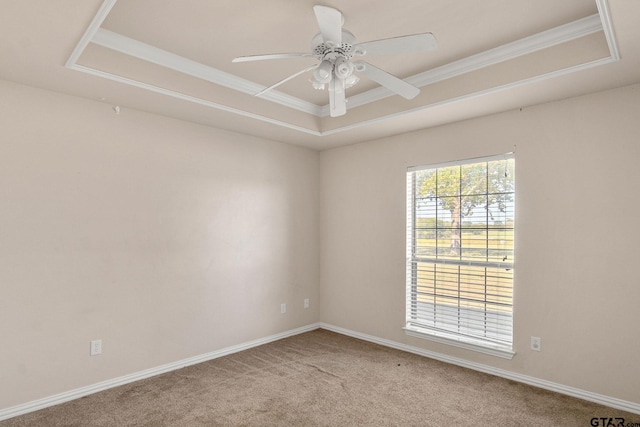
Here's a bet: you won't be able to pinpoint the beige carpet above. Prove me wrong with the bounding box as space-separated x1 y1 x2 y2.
1 329 637 426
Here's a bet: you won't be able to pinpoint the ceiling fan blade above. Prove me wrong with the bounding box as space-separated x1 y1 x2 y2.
255 64 319 97
355 33 437 56
354 61 420 99
313 5 343 44
329 77 346 117
232 53 313 63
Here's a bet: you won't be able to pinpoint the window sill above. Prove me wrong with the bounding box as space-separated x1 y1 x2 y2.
403 327 515 360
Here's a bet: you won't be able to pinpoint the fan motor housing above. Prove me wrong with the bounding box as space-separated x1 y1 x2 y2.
311 30 356 60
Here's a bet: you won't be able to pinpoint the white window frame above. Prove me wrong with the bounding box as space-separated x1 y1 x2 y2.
405 153 515 359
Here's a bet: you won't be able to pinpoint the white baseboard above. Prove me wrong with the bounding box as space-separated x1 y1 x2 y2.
3 322 638 421
318 323 640 415
0 323 321 422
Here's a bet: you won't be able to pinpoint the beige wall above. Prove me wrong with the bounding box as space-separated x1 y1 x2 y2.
2 78 639 412
319 83 640 404
0 81 320 408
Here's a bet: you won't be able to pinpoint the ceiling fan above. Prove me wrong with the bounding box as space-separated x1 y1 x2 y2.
232 5 437 117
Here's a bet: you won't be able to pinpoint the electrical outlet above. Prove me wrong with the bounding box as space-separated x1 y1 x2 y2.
90 339 102 356
531 336 541 352
280 303 286 314
304 298 310 309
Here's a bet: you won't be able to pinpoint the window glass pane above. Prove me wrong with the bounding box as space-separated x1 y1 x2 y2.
461 163 487 196
488 159 514 194
437 166 460 197
461 229 487 261
407 154 514 352
435 196 459 259
487 194 514 262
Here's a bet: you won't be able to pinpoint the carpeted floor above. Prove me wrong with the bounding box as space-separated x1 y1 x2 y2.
1 329 637 426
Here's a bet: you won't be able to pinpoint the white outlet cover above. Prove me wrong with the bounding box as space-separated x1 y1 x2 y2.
90 339 102 356
531 336 541 351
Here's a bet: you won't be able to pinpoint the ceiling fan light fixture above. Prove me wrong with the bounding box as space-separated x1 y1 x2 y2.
334 57 354 79
313 60 333 84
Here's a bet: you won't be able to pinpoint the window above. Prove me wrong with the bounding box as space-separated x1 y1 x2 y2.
405 154 515 358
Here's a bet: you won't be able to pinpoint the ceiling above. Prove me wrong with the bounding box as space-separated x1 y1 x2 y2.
1 0 639 150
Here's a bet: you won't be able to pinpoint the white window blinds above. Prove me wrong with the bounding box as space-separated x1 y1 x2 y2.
406 154 515 355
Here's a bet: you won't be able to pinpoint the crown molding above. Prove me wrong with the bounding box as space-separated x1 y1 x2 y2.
67 0 619 139
90 28 324 116
336 13 604 115
321 55 617 137
65 0 117 67
596 0 620 60
67 62 322 136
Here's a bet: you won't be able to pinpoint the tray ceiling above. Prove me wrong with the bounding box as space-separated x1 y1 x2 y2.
2 0 639 149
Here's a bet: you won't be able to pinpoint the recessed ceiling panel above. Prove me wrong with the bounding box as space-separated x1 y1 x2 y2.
48 0 631 147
